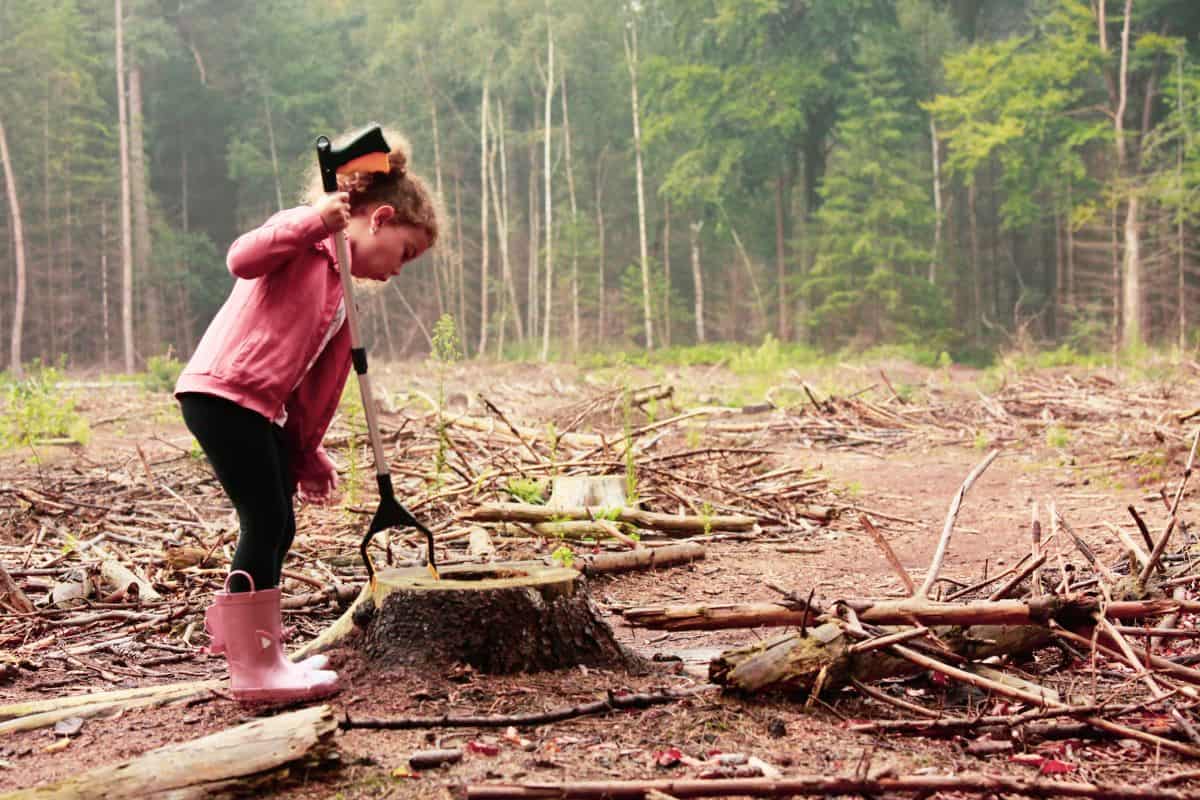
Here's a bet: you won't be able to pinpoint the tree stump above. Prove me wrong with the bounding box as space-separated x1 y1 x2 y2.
295 561 643 674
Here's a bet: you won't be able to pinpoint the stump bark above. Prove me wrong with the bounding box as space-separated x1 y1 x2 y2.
297 561 643 674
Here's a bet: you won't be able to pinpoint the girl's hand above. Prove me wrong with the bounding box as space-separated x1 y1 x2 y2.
297 449 339 505
315 192 351 233
298 472 338 506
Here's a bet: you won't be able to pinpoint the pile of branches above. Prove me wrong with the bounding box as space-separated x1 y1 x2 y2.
0 381 841 676
623 438 1200 762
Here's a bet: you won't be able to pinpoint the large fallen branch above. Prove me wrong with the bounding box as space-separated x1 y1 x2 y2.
465 502 762 534
0 679 221 737
459 773 1200 799
575 542 705 575
710 621 1051 694
625 596 1179 631
4 704 338 799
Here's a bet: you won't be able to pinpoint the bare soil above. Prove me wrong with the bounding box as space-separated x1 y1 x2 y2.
1 358 1197 798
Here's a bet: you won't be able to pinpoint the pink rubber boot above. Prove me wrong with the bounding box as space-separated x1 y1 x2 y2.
204 572 338 703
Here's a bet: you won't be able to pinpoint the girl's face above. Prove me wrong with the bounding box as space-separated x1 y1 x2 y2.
347 205 432 281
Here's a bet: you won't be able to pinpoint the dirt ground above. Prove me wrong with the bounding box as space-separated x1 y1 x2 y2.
2 357 1199 798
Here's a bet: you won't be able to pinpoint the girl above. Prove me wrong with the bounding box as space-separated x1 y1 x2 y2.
175 131 438 703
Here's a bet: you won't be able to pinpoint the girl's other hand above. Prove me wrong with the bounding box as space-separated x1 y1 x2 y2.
315 192 352 233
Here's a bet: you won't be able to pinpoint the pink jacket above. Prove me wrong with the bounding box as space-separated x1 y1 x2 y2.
175 206 351 485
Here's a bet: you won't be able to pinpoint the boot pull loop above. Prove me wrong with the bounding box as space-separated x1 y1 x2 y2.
224 570 257 594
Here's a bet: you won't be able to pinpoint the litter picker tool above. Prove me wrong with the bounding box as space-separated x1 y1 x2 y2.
315 123 439 585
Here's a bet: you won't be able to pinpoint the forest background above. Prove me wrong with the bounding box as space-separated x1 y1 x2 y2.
2 0 1199 377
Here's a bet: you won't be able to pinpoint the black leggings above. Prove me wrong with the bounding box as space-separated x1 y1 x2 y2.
179 393 295 592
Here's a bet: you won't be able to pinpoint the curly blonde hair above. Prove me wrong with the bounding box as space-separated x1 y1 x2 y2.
305 127 441 245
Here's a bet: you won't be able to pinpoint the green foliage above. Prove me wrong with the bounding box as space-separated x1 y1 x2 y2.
803 25 950 350
505 477 545 504
550 545 575 569
0 361 89 448
431 314 464 364
1045 424 1072 449
141 353 183 393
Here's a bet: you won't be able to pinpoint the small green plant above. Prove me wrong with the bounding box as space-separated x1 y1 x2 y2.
685 424 702 449
551 545 575 568
1 361 89 448
141 352 183 393
1045 425 1071 450
337 381 365 508
430 314 463 486
505 477 545 504
973 430 991 451
700 501 714 537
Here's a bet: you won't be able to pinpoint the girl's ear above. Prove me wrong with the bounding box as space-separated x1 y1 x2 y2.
370 204 397 228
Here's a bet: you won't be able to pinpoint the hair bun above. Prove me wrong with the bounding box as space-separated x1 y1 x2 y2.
389 147 408 180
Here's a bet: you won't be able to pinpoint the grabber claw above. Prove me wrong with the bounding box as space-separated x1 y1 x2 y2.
359 474 439 587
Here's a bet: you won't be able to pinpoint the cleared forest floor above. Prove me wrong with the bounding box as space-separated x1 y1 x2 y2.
3 355 1200 798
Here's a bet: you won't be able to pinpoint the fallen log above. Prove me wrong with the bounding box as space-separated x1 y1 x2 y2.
576 542 704 576
459 773 1200 799
0 679 221 737
624 596 1180 632
3 704 339 799
709 621 1051 694
465 502 759 534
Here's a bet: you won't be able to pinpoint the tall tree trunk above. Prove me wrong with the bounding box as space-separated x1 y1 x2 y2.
968 179 981 344
102 201 111 368
263 89 283 211
422 54 448 318
455 172 466 342
540 27 556 362
595 147 608 343
0 117 27 377
488 102 515 352
429 115 447 320
1066 180 1076 309
1106 0 1142 349
729 222 768 334
499 126 518 348
624 18 653 350
179 146 195 355
1111 202 1121 355
774 174 787 339
477 78 491 357
45 93 55 362
690 220 705 343
561 71 580 356
115 0 135 372
930 116 943 286
663 196 672 348
130 65 157 357
1054 210 1064 340
527 132 539 341
1179 49 1188 350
